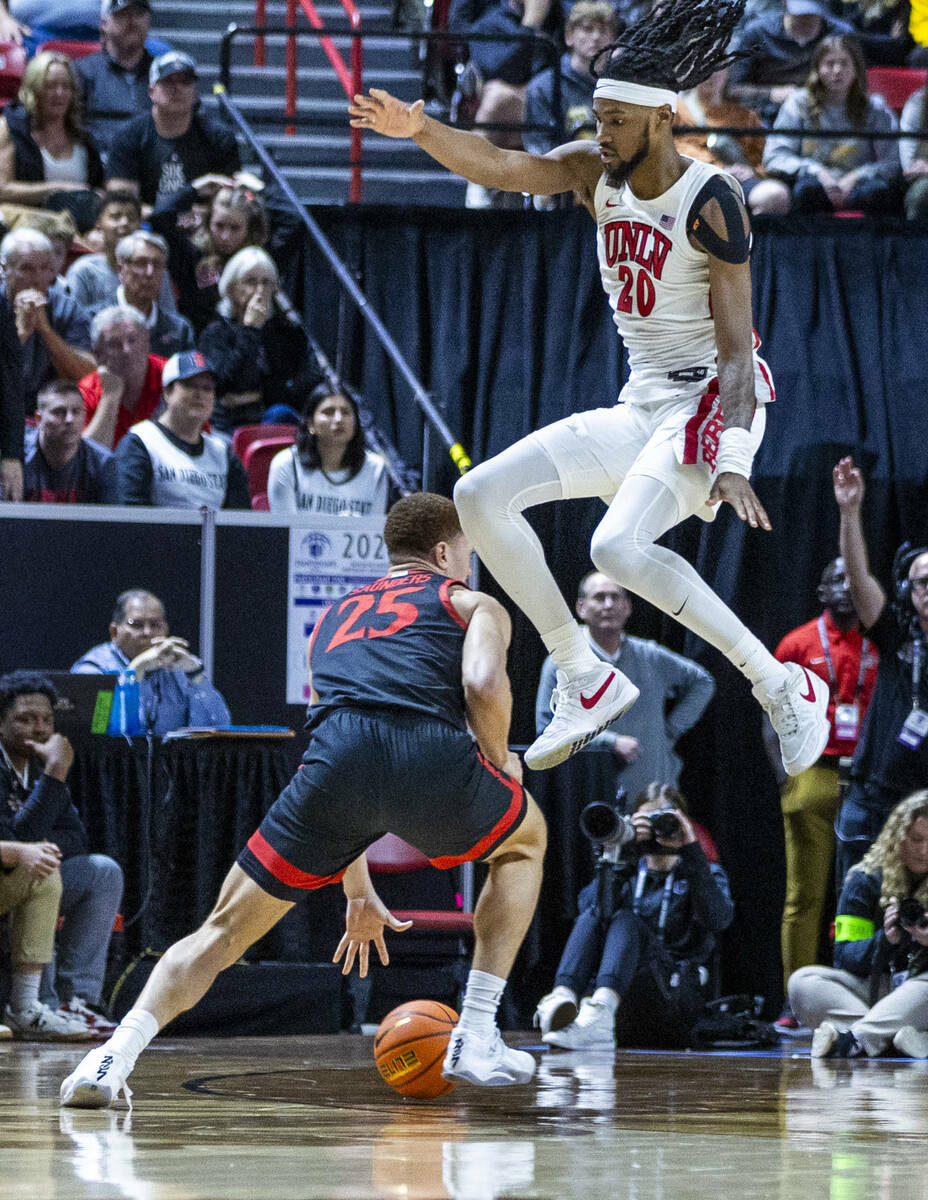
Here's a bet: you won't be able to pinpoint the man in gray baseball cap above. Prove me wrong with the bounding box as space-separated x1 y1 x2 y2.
105 45 240 207
77 0 158 150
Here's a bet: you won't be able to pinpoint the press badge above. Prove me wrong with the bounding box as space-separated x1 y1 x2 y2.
834 703 859 741
898 709 928 750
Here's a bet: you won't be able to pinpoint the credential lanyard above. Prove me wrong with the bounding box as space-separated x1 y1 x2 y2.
632 860 676 941
817 616 868 703
913 638 923 713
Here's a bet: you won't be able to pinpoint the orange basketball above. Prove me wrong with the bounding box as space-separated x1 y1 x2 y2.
373 1000 459 1099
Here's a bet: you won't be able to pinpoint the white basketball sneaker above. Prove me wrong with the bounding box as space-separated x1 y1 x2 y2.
442 1025 536 1086
533 988 578 1038
752 663 830 777
893 1026 928 1059
60 1042 134 1109
525 664 639 771
542 998 616 1051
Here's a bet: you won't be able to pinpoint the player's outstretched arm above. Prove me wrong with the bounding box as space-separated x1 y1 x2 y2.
833 456 885 629
334 853 413 978
348 87 600 198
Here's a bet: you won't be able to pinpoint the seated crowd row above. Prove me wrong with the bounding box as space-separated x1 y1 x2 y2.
454 0 928 217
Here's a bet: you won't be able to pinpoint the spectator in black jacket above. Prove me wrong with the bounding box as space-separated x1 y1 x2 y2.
77 0 158 152
450 0 561 206
0 290 25 501
832 457 928 890
0 671 123 1039
105 51 240 208
199 246 321 435
148 175 270 335
535 783 733 1051
790 790 928 1059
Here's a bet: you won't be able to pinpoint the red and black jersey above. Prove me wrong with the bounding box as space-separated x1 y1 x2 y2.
308 571 470 731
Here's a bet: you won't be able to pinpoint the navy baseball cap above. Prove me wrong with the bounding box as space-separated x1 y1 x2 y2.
149 51 198 86
101 0 151 16
162 350 213 387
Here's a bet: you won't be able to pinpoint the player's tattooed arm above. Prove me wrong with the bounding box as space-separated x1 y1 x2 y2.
348 88 601 198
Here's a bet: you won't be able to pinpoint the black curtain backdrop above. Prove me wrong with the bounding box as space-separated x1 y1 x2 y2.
298 210 928 1010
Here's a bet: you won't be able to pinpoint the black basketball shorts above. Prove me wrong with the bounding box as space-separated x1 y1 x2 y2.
237 707 526 902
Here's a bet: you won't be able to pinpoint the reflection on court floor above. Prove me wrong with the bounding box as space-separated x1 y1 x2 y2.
2 1036 927 1199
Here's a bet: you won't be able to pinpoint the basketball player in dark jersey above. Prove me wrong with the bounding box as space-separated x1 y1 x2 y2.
60 493 546 1108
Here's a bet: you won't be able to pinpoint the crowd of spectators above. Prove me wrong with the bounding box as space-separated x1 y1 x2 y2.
449 0 928 212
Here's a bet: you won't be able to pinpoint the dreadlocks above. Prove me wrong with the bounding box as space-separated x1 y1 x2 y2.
592 0 747 92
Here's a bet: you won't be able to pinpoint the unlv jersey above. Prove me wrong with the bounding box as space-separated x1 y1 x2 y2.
594 157 774 407
308 571 469 731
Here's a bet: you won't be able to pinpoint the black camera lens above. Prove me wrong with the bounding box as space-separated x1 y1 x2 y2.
898 898 925 928
579 801 635 847
647 809 681 840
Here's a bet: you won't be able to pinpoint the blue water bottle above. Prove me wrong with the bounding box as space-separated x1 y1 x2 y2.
107 668 144 737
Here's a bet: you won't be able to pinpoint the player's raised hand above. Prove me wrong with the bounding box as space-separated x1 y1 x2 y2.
833 456 864 511
708 472 772 530
349 88 426 139
333 895 413 978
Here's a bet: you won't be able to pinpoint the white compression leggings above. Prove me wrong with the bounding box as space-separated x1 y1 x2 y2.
453 435 752 656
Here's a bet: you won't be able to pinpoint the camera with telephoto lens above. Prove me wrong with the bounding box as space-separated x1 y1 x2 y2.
898 898 926 929
579 794 682 854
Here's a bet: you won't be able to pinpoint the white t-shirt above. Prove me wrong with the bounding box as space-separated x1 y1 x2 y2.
131 419 232 510
267 446 389 517
41 142 89 184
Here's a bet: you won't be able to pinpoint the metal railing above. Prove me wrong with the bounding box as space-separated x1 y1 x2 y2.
213 81 472 487
218 25 563 174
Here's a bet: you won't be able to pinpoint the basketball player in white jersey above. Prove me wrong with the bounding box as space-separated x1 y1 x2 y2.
348 0 830 779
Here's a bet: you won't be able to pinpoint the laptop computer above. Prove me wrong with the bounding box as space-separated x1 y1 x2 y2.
45 672 117 739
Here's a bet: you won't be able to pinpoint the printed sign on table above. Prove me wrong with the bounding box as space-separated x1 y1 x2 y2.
287 520 389 705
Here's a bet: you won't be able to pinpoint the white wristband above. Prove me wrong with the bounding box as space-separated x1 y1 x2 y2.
715 427 755 478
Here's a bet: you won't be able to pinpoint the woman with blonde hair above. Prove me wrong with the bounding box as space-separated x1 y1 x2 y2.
789 790 928 1058
0 51 103 231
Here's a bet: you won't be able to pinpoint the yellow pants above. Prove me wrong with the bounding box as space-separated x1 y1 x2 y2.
0 864 61 966
780 760 840 984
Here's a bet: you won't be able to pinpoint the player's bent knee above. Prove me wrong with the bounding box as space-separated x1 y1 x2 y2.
589 529 638 587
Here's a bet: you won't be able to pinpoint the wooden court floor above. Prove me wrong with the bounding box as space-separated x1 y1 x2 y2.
2 1034 928 1200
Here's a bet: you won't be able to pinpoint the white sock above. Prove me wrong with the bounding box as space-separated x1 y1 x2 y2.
728 631 789 690
542 621 601 677
106 1008 160 1067
10 972 40 1013
458 969 506 1036
590 986 619 1014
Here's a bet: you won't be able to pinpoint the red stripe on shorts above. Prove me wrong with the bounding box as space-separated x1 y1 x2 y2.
428 753 524 868
682 379 719 466
757 357 776 404
246 829 346 890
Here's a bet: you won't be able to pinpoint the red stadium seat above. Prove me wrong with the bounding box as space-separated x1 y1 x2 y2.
866 66 927 113
37 40 101 59
243 435 295 498
232 423 296 464
0 40 26 105
349 834 474 1026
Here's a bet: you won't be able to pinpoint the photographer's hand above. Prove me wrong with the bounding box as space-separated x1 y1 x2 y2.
612 734 640 763
883 897 903 945
656 811 697 851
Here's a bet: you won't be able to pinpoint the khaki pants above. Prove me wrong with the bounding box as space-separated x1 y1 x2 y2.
789 963 928 1056
780 761 840 982
0 865 62 966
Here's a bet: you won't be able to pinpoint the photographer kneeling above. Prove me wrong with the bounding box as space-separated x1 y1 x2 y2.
789 790 928 1060
536 783 733 1051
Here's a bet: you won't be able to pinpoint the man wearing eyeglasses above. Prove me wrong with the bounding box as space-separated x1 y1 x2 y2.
70 589 231 735
832 457 928 892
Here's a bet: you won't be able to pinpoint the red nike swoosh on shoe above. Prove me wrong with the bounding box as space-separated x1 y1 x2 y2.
580 672 616 710
800 669 817 703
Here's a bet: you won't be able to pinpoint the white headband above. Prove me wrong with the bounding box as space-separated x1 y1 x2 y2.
593 79 678 112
